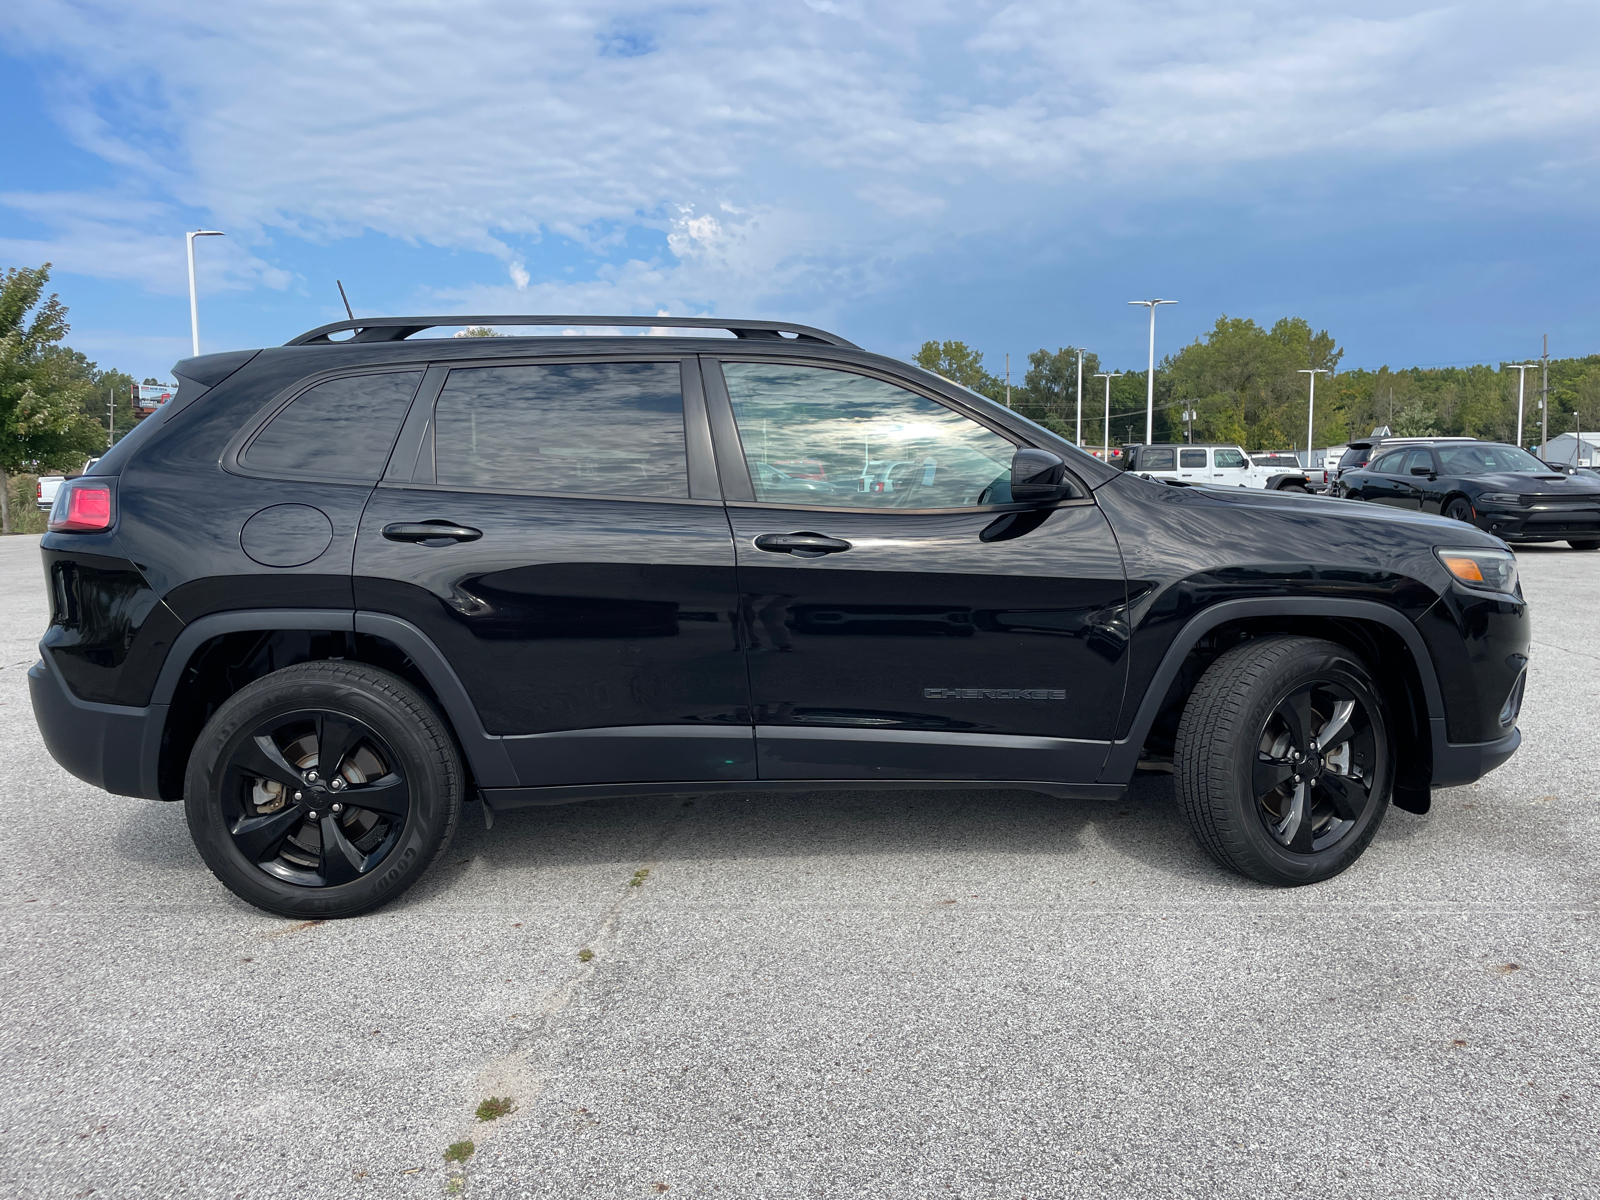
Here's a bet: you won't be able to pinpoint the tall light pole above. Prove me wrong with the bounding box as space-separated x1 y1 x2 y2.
1298 368 1329 469
1540 334 1550 458
1504 363 1537 450
1094 371 1124 460
186 230 225 357
1075 349 1084 447
1128 299 1175 445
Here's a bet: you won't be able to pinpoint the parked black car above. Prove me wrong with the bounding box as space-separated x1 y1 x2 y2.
1332 435 1477 488
1339 438 1600 549
32 315 1529 917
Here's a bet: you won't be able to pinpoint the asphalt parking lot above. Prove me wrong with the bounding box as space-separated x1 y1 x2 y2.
1 533 1595 1200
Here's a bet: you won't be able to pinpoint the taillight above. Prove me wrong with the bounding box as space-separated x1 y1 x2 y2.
49 480 115 533
35 481 42 500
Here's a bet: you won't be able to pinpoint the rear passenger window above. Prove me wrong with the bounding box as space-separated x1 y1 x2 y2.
243 371 423 480
1179 448 1206 468
433 362 687 498
1141 448 1176 470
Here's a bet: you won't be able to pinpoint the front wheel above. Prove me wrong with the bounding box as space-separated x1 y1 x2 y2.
1174 636 1392 886
1444 498 1475 523
184 662 462 917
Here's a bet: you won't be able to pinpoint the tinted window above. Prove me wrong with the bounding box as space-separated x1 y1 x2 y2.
1402 449 1435 475
244 371 422 480
433 362 686 497
722 362 1014 509
1213 448 1246 468
1436 443 1550 474
1141 448 1176 470
1369 449 1406 473
1180 448 1206 468
1338 447 1370 469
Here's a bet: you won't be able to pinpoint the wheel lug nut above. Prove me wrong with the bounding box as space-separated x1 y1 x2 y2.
293 791 303 801
332 803 343 814
306 771 319 783
330 778 344 790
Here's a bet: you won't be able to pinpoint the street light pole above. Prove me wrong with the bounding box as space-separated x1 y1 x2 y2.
1093 371 1125 460
1504 363 1537 451
186 230 225 357
1127 299 1175 445
1297 368 1329 470
1540 334 1550 459
1075 349 1084 447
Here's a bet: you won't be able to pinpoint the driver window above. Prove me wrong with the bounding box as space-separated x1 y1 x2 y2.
721 362 1017 508
1213 448 1246 469
1402 449 1435 475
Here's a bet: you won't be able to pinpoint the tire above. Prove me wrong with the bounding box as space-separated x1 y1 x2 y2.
1569 539 1600 550
1280 483 1309 493
1444 498 1475 523
1173 636 1393 886
184 662 463 918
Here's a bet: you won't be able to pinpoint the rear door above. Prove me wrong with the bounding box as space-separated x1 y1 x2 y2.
705 356 1128 786
354 355 753 788
1177 447 1207 482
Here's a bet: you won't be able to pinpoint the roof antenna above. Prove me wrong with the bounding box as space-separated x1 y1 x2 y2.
336 280 354 321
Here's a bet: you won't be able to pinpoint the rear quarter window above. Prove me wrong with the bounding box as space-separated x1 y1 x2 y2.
242 371 424 481
1141 448 1176 470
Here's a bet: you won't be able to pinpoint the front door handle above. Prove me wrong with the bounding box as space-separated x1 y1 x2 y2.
753 532 852 557
382 521 483 544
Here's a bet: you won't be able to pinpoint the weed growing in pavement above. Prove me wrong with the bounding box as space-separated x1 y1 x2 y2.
476 1097 514 1122
446 1178 464 1194
443 1140 474 1163
629 868 650 887
577 948 594 962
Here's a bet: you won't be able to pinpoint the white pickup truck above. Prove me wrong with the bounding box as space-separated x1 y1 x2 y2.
1119 443 1312 492
35 458 100 512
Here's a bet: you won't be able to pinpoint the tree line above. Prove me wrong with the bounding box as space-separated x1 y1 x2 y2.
1 264 154 532
916 316 1600 456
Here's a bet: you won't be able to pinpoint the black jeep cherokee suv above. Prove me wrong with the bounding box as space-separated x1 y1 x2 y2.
31 315 1529 917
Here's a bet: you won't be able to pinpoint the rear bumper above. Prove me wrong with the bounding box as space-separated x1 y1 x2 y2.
29 651 166 800
1430 719 1520 788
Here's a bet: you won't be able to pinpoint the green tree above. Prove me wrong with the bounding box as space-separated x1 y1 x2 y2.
1018 346 1100 438
0 265 107 532
913 339 1005 402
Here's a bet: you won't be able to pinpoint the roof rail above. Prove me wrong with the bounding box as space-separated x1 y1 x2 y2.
285 314 857 348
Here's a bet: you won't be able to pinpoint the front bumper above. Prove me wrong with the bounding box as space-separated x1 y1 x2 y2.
1431 719 1520 788
1474 504 1600 542
29 650 167 800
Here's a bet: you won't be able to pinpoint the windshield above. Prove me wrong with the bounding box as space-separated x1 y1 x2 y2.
1435 443 1551 474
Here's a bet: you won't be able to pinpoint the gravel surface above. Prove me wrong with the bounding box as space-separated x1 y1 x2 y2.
1 533 1594 1199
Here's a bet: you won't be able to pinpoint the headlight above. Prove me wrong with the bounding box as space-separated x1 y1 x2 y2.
1478 493 1523 505
1435 548 1519 594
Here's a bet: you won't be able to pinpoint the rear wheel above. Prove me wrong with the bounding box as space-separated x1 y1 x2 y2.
1174 636 1392 886
1444 498 1475 523
184 662 462 917
1280 483 1309 493
1569 539 1600 550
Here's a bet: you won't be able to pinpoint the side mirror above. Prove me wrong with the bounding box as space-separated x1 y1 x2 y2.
1010 448 1075 504
1410 465 1433 476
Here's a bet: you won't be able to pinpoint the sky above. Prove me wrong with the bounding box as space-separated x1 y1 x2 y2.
2 0 1598 384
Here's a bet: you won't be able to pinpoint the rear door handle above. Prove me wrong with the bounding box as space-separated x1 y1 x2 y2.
753 532 852 557
381 522 483 544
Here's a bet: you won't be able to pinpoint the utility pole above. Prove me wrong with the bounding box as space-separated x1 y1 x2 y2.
1540 334 1550 458
1075 349 1084 447
1298 369 1329 470
1127 299 1175 445
1181 402 1198 443
1094 371 1124 460
186 229 225 357
1504 363 1537 450
107 387 114 448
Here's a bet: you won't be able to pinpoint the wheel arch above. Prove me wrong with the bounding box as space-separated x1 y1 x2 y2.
1103 597 1442 811
153 609 513 799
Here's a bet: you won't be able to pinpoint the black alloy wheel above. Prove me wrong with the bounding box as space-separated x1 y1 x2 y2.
1444 498 1475 523
185 662 461 917
1175 636 1392 886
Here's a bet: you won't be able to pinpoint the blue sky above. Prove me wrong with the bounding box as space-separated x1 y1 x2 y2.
2 1 1598 383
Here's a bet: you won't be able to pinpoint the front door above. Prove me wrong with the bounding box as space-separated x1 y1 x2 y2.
704 357 1128 785
1211 446 1250 486
354 356 753 788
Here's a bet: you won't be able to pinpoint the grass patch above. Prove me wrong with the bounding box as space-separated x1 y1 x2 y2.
628 868 650 887
475 1096 514 1122
443 1139 475 1163
577 948 594 963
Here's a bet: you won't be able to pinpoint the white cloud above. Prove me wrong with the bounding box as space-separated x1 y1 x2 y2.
2 0 1598 317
